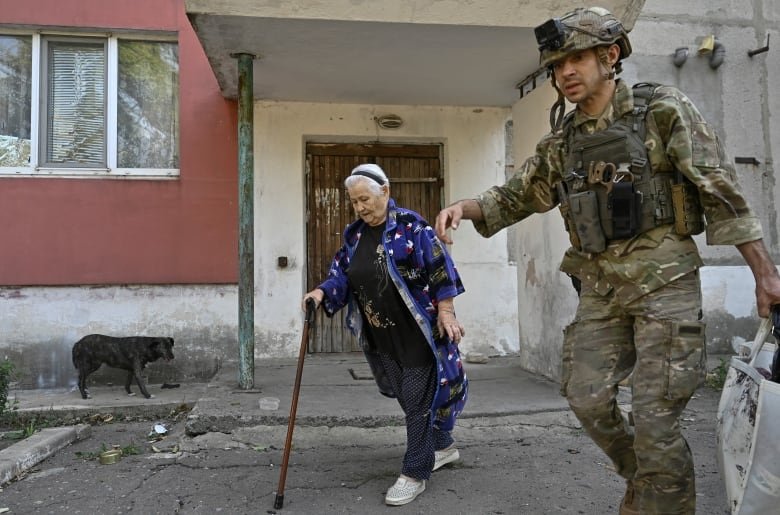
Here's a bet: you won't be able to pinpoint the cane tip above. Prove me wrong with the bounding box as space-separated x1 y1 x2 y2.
273 494 284 509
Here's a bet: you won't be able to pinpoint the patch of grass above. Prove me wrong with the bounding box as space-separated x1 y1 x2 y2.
0 359 16 417
21 419 38 438
0 420 48 452
74 448 103 460
1 429 26 441
1 413 54 434
121 442 140 456
705 358 730 390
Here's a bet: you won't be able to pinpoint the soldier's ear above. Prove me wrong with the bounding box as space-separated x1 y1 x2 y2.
607 43 621 67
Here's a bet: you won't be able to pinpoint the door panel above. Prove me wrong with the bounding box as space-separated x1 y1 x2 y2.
305 143 442 352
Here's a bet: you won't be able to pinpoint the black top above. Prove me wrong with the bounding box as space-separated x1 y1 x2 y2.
347 223 433 367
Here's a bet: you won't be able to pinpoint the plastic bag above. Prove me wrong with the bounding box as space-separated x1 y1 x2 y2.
716 308 780 514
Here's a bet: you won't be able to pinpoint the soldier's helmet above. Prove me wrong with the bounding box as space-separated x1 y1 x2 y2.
535 6 632 69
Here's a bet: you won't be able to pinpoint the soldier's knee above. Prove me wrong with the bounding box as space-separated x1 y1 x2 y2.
566 389 617 420
640 319 706 401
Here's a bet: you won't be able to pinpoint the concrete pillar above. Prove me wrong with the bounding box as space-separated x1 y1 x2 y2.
234 52 255 389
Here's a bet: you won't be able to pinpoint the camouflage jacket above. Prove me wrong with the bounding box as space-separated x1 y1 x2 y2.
474 80 763 303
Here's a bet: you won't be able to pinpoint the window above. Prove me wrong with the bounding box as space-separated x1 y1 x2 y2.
0 35 32 168
42 38 107 167
118 40 179 169
0 32 178 177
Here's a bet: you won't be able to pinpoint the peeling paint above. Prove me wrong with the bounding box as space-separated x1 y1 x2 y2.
525 258 539 287
0 289 25 299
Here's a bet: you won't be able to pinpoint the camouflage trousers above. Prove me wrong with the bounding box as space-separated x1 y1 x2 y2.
560 271 706 514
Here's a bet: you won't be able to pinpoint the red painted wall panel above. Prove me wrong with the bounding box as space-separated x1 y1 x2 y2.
0 0 238 285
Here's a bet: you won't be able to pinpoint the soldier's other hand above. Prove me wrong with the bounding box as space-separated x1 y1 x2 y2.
755 273 780 318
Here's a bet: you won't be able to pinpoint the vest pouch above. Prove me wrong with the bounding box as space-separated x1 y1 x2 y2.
671 181 705 235
609 181 641 239
569 190 606 253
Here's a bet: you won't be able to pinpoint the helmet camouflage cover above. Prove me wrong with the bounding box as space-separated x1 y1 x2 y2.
537 6 632 68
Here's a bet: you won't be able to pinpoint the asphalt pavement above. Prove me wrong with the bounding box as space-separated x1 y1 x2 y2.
0 352 731 514
1 353 570 484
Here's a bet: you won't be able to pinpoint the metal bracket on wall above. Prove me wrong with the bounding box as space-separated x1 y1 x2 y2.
515 68 550 99
748 34 770 57
734 157 761 165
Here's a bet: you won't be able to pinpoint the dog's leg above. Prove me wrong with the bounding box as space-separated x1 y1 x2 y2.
133 363 153 399
125 370 136 396
78 369 90 399
78 363 101 399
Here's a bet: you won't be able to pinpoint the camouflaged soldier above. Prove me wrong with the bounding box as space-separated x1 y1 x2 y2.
435 6 780 515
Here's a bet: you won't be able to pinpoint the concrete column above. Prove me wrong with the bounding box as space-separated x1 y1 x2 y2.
234 52 255 389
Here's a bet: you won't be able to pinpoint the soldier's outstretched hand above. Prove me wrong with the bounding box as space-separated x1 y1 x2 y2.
435 204 463 244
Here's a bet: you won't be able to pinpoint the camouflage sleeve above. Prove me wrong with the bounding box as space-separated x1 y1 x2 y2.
473 135 560 238
648 86 763 246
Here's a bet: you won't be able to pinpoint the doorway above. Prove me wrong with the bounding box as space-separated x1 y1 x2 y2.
305 142 443 352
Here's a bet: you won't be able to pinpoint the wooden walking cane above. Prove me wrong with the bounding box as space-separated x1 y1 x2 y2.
273 298 316 509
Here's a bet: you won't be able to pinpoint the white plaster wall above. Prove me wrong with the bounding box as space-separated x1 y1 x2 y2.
630 1 779 258
252 101 519 358
510 84 580 378
0 286 235 388
626 0 780 354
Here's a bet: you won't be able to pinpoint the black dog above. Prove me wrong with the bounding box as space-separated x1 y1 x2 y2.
72 334 175 399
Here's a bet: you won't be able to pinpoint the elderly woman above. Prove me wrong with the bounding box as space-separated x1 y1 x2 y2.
302 163 468 506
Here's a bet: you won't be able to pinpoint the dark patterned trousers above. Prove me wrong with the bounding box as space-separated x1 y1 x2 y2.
378 353 454 480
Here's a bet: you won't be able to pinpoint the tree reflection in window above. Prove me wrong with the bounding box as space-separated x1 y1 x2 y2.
0 35 32 167
118 40 179 169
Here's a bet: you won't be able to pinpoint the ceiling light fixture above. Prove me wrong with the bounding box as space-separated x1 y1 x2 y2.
375 114 404 130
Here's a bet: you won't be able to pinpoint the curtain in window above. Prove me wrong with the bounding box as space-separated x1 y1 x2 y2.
46 40 106 166
0 35 32 167
118 41 179 169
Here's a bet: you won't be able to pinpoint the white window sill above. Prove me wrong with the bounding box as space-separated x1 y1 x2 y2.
0 167 180 179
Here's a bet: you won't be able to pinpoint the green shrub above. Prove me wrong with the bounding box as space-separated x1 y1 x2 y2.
705 358 730 390
0 359 15 417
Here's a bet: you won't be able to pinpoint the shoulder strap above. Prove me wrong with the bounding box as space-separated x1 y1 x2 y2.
631 81 660 103
630 82 661 136
561 110 577 147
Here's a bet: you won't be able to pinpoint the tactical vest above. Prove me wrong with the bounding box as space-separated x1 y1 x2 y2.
558 82 703 254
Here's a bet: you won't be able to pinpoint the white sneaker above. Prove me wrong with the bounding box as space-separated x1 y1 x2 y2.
385 476 426 506
433 446 460 471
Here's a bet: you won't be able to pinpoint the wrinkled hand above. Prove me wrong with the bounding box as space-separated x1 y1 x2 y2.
437 311 465 344
301 289 324 311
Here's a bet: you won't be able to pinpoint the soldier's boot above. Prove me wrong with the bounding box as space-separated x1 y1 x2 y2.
619 480 639 515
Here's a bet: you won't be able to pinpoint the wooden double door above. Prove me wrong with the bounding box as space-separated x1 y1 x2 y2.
305 142 443 352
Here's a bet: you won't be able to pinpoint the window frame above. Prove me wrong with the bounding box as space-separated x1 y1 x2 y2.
0 29 179 179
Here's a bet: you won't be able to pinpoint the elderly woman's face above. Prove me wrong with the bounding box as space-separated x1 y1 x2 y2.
347 180 389 227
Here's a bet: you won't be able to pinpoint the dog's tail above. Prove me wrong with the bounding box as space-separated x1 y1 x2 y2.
72 341 80 370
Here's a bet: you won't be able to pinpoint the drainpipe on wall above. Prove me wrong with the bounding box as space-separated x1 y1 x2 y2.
234 52 255 390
